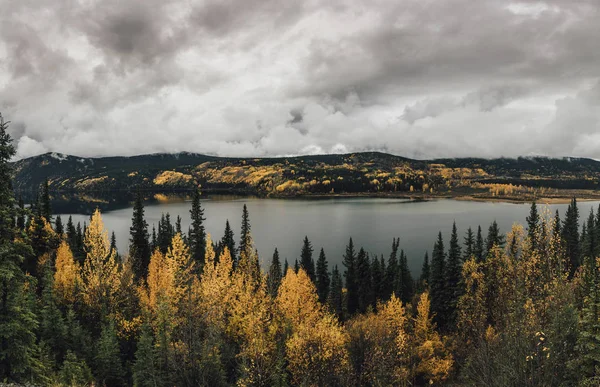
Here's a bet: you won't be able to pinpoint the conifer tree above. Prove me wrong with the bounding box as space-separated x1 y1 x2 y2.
430 232 447 328
327 265 343 318
464 226 474 260
189 189 207 273
294 259 299 273
221 219 236 265
553 210 562 240
95 322 125 386
420 251 430 289
129 190 151 280
398 249 414 303
475 225 484 262
385 237 400 300
371 254 384 302
356 248 373 313
267 248 283 297
16 195 25 231
300 236 316 282
527 202 540 251
66 216 76 250
0 113 40 381
239 204 251 256
41 178 52 222
110 231 119 262
583 208 597 262
343 238 359 316
446 221 463 326
55 214 64 237
133 323 162 387
316 248 330 304
283 259 289 275
486 220 505 254
175 215 182 236
563 198 581 276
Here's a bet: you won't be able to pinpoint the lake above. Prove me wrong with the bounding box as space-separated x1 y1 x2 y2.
56 195 599 275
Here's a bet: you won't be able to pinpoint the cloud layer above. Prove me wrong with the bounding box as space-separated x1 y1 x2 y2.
2 0 600 160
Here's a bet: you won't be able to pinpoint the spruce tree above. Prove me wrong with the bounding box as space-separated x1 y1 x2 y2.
221 220 236 265
66 216 77 250
294 259 299 273
398 249 414 303
133 323 162 387
41 178 52 222
475 225 484 262
0 113 40 381
446 221 463 327
315 248 330 304
464 226 474 260
189 189 207 272
16 195 25 231
371 254 384 302
327 265 343 319
267 248 283 297
385 237 400 300
95 322 125 386
583 208 597 261
430 232 447 328
299 236 316 282
356 248 373 313
526 202 539 251
55 214 64 237
343 238 359 315
239 204 251 256
553 210 562 240
129 189 151 280
283 259 289 275
420 251 430 289
562 197 581 276
486 220 505 254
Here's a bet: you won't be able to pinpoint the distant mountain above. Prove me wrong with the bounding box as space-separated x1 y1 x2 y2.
11 151 600 200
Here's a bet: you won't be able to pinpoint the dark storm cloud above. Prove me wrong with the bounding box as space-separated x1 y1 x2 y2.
1 0 600 160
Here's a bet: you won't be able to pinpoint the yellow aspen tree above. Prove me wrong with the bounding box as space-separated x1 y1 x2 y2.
277 268 350 386
456 258 487 352
54 240 80 305
139 249 174 321
413 292 453 384
80 209 121 319
200 244 234 331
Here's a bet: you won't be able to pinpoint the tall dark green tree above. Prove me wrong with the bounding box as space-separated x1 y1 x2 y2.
40 178 52 222
384 237 400 300
315 248 330 304
0 113 40 381
430 232 447 328
189 189 206 272
239 204 251 257
464 226 474 260
95 322 125 386
563 197 581 276
446 221 463 327
356 248 373 314
299 236 316 282
157 214 174 254
327 265 343 319
129 190 151 280
486 220 505 254
371 254 384 302
343 238 359 316
583 208 597 262
420 251 430 290
16 195 25 231
55 214 64 237
475 225 485 262
526 202 540 251
220 220 236 265
553 210 562 240
267 248 283 297
398 250 413 303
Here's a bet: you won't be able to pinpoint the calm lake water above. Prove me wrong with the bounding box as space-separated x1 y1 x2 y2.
57 196 600 275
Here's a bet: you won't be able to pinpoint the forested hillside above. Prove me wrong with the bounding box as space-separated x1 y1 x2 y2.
12 151 600 201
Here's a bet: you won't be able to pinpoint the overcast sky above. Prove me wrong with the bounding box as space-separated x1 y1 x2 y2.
2 0 600 160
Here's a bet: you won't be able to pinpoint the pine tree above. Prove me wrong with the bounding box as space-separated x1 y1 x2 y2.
553 210 562 240
175 215 182 236
420 251 430 289
343 238 359 316
446 222 463 328
129 189 151 280
327 265 343 318
189 189 206 273
430 232 447 328
0 113 40 381
110 231 120 261
283 259 289 275
563 198 581 276
398 249 414 303
294 259 299 273
315 248 330 304
41 178 52 222
59 351 93 387
527 202 540 251
133 323 162 387
151 225 157 251
157 213 175 255
371 254 384 302
464 227 474 260
95 322 125 386
583 208 597 261
486 220 505 254
267 248 283 297
300 236 316 282
221 219 236 266
55 214 64 237
66 216 76 250
356 248 373 313
239 204 251 256
385 238 400 300
475 225 484 262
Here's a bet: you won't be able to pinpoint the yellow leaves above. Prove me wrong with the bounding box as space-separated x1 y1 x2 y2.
75 175 108 189
276 269 321 327
54 240 80 305
153 170 193 185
